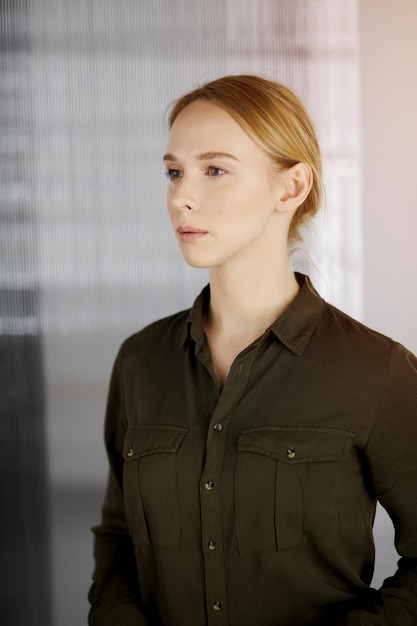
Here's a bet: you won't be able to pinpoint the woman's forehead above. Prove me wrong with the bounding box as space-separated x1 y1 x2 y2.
167 101 263 159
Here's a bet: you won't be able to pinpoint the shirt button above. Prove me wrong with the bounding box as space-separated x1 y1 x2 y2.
212 601 222 611
287 448 296 459
205 481 214 491
208 540 217 551
127 448 134 457
213 422 223 432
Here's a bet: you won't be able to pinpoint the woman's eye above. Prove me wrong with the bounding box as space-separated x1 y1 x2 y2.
207 166 226 177
165 168 182 181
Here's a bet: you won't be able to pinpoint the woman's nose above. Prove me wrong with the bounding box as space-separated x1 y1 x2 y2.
169 177 200 212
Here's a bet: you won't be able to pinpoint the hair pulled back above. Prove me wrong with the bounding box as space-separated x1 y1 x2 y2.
169 75 323 242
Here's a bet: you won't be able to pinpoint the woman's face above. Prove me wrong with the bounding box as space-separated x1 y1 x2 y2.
164 100 287 270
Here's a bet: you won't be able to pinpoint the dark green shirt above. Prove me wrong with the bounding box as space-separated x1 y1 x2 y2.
89 275 417 626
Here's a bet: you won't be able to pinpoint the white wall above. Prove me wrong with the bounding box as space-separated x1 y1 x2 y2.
360 0 417 587
360 0 417 353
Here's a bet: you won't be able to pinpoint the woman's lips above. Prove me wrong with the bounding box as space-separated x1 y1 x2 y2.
177 226 208 242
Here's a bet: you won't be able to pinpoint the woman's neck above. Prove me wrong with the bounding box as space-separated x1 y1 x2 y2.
205 255 299 340
203 254 299 391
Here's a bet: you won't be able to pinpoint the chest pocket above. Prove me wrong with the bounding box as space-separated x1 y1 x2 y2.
123 425 188 551
235 426 354 555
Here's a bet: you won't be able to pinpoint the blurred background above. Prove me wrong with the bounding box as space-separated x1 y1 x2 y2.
1 1 416 625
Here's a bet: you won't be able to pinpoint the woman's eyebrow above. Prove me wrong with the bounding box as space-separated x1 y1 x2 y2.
197 151 239 161
163 151 239 162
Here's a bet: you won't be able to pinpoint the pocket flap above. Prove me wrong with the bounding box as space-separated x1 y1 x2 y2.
123 425 189 461
238 426 353 463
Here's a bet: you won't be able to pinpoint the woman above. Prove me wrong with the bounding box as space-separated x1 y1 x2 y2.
88 75 417 625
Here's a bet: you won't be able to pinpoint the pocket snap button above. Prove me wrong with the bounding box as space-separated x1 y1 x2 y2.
286 448 296 459
127 448 134 457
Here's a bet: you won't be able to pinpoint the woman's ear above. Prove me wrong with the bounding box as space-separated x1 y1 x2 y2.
276 162 313 213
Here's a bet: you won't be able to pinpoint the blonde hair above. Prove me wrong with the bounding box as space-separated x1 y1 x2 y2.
169 75 323 242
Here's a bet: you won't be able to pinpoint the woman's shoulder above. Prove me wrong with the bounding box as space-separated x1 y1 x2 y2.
321 298 417 370
118 308 192 357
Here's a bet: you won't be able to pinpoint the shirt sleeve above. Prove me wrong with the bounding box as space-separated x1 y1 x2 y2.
338 342 417 625
88 346 149 626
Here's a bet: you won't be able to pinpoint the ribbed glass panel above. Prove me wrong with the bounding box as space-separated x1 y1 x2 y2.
0 2 52 625
1 2 360 625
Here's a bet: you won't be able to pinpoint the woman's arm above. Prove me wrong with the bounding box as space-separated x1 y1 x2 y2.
88 474 148 626
88 347 149 626
338 344 417 625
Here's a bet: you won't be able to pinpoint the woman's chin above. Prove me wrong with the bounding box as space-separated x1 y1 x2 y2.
183 257 211 270
179 250 214 270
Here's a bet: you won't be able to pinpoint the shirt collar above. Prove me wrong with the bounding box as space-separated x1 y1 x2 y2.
179 284 210 348
269 274 325 355
180 274 325 356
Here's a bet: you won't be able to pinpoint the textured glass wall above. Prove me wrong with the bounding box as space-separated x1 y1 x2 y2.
1 2 51 625
1 1 363 625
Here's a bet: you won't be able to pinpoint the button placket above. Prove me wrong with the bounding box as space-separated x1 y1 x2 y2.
201 443 228 624
202 355 257 626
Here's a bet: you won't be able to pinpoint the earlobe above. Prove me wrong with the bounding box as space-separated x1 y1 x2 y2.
277 163 313 212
